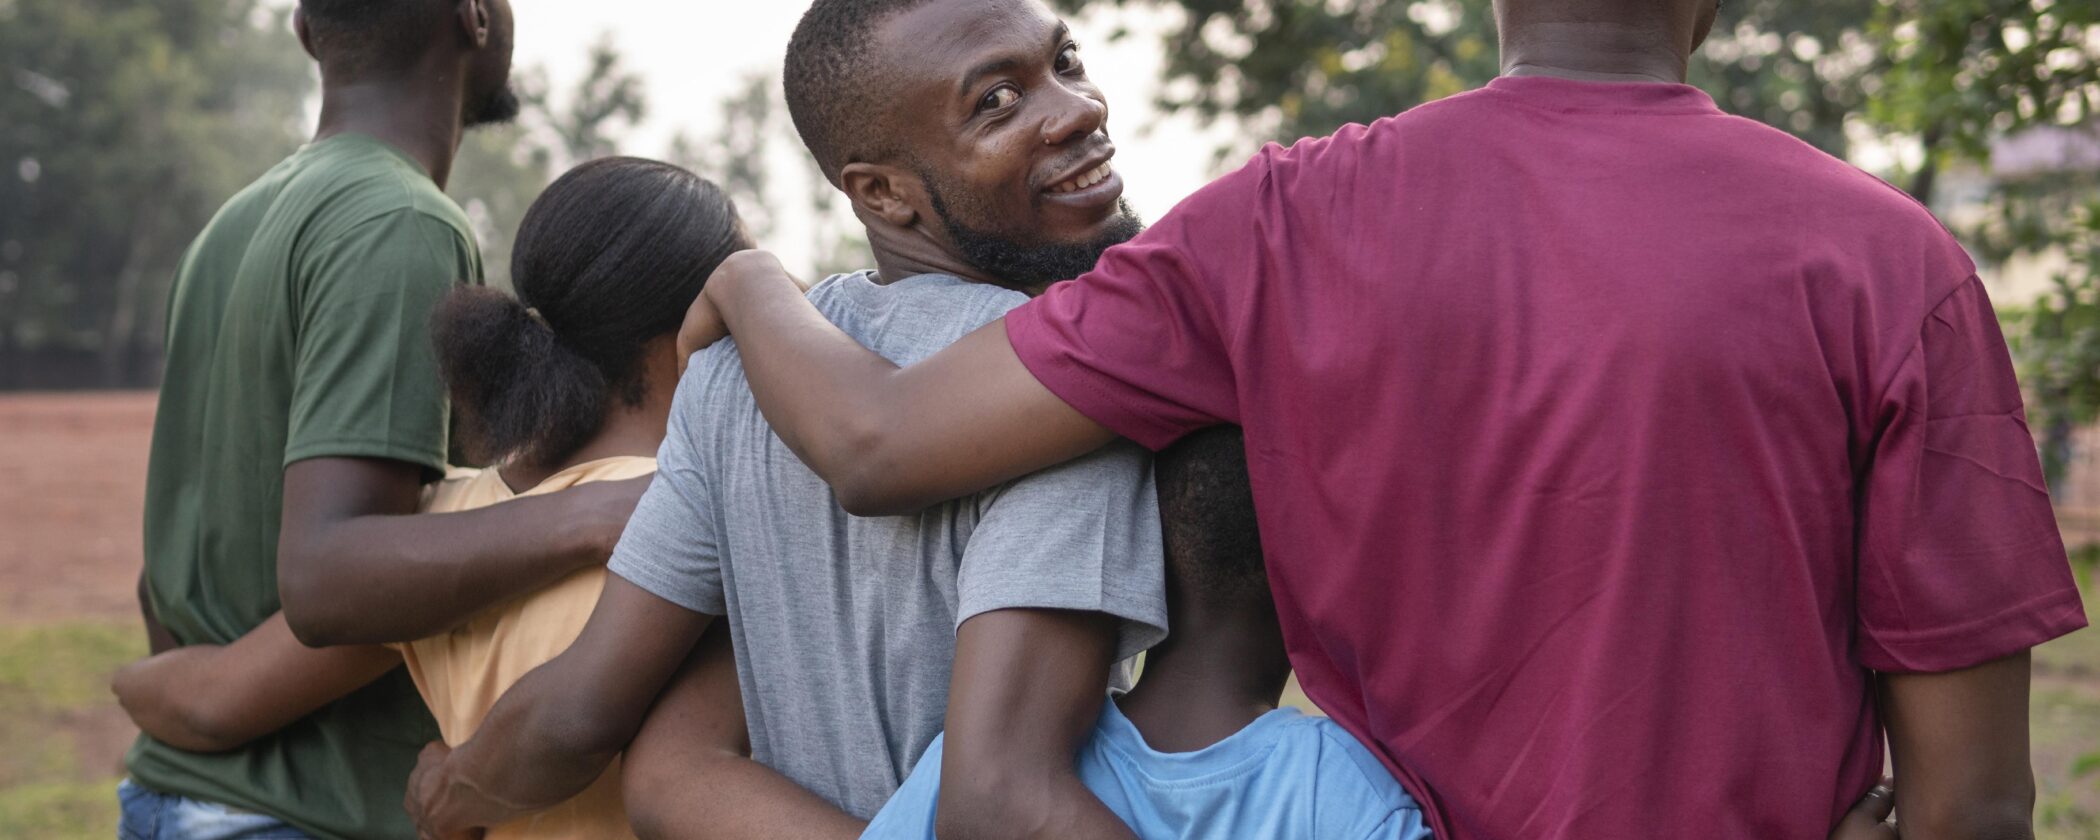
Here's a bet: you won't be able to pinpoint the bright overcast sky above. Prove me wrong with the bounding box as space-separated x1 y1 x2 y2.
507 2 1237 271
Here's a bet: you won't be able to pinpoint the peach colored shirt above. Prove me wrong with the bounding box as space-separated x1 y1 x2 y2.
398 456 656 840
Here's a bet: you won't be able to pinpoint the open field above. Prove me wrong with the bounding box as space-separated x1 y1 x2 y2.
0 391 2092 838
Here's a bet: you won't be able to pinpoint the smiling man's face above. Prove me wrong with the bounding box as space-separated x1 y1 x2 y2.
877 0 1143 288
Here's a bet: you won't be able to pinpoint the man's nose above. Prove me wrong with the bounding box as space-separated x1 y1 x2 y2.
1040 85 1108 147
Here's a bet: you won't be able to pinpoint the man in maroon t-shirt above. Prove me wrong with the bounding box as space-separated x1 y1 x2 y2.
690 0 2088 837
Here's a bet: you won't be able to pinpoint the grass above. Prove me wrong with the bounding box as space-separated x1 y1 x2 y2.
0 622 142 840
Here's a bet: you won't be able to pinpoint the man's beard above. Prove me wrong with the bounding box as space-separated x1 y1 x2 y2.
466 82 522 129
926 180 1144 291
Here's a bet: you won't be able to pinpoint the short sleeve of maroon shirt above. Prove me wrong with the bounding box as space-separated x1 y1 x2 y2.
1004 76 2086 840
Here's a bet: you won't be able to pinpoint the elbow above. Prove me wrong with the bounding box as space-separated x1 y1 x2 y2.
276 576 348 648
620 750 677 840
275 541 369 647
833 474 914 518
1903 788 2035 840
274 544 339 647
823 422 912 517
932 755 1063 840
111 668 246 753
164 708 252 754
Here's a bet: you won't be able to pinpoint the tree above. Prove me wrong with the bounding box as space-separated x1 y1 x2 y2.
672 72 780 242
668 73 872 278
0 0 312 387
1056 0 1883 163
540 35 648 166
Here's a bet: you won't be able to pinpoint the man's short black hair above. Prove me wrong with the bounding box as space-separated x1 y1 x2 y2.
783 0 938 184
1156 426 1268 606
299 0 451 74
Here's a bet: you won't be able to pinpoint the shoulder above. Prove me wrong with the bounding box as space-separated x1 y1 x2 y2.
294 137 476 255
809 271 1030 363
1300 716 1416 812
576 456 659 483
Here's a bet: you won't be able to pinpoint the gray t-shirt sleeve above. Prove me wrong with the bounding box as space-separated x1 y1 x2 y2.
956 440 1170 662
607 358 725 614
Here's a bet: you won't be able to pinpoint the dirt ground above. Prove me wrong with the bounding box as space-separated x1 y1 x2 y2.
0 391 2093 837
0 391 156 626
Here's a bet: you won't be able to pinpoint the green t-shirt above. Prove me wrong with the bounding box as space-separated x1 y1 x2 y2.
131 133 481 840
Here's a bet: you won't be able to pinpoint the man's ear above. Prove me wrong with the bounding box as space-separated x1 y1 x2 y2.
840 162 925 229
457 0 492 49
292 8 320 62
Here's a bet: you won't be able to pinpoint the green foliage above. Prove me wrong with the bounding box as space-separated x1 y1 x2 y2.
672 72 781 241
538 36 649 166
0 0 312 386
2004 204 2100 484
1056 0 1884 160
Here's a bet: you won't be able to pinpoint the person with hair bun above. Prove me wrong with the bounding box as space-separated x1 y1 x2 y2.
113 157 753 840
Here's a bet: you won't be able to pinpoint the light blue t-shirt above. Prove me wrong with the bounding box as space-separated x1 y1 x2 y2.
860 702 1430 840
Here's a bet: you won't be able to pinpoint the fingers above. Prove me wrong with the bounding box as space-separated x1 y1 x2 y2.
1827 779 1897 840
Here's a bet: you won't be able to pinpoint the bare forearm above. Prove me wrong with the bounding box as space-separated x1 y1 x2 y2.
706 261 905 496
281 494 600 645
113 614 398 752
937 609 1132 840
414 578 713 833
630 753 864 840
113 650 236 752
442 664 636 818
708 258 1113 514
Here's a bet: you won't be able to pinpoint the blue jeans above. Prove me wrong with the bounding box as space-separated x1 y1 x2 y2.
116 779 312 840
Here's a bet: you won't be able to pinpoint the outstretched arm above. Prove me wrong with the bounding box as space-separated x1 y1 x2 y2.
934 609 1132 840
112 612 398 753
406 574 712 836
621 625 866 840
694 252 1112 516
276 457 646 646
1878 652 2038 840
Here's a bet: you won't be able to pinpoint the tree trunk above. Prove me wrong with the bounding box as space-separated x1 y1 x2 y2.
99 221 156 388
1908 123 1945 207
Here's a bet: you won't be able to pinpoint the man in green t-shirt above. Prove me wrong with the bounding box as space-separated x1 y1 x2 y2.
127 1 645 837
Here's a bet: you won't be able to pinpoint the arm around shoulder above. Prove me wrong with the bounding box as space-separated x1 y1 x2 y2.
698 252 1115 516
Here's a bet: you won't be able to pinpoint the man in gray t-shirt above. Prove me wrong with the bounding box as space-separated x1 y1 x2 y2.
403 0 1174 837
611 271 1166 816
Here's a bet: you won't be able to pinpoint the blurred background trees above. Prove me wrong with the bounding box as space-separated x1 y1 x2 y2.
5 0 2100 488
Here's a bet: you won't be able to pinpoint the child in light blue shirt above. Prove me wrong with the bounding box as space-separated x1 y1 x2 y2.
862 427 1431 840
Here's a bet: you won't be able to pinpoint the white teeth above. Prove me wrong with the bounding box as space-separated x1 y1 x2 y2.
1052 162 1113 194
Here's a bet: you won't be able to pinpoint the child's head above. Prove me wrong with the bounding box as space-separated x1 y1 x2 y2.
1155 426 1269 616
433 156 752 468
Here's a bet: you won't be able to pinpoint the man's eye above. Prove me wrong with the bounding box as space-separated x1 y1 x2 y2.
1056 43 1083 74
979 86 1020 112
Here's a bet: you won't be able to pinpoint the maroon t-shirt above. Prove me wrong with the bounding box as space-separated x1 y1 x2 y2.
1005 76 2088 839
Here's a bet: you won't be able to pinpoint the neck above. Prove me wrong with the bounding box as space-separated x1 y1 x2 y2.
1116 596 1293 753
1499 19 1693 84
312 62 467 188
498 388 670 491
865 220 1001 287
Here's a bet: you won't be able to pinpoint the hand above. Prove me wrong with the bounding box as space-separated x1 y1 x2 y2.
404 741 488 840
563 476 651 561
1827 779 1897 840
676 290 726 375
679 250 811 372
